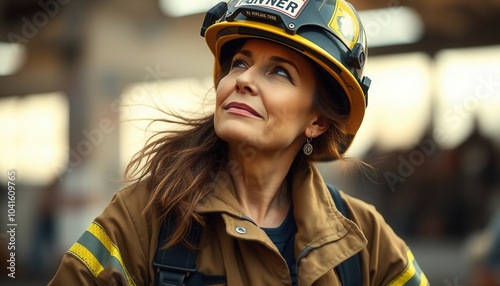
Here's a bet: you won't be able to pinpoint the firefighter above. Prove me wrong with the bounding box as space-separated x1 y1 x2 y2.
50 1 428 285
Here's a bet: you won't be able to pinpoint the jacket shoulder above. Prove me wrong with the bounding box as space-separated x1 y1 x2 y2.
339 191 429 285
50 180 160 286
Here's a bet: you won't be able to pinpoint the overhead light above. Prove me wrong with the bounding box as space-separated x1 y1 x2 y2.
0 43 26 76
359 7 424 48
159 0 221 17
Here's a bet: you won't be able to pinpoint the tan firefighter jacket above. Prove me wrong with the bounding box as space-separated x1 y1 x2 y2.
49 164 429 285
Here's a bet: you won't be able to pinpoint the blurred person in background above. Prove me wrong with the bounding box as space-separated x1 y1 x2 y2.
29 177 59 278
49 0 428 285
466 207 500 285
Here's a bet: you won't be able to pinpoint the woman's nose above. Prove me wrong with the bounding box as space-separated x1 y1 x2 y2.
235 68 258 95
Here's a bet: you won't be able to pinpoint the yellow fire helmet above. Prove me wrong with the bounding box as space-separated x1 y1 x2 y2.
201 0 371 155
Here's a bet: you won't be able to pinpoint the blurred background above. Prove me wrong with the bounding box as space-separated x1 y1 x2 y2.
0 0 499 285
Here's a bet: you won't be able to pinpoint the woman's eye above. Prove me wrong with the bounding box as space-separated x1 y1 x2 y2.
274 68 288 77
231 59 246 69
273 67 294 82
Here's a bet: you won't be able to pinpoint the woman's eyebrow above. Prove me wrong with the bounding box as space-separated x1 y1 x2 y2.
236 49 252 57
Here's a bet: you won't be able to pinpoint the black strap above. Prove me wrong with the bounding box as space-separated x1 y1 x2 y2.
153 216 226 286
326 184 363 286
153 216 199 286
154 184 361 286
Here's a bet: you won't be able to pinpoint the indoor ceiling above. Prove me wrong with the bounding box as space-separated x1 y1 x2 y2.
2 0 499 54
0 0 499 97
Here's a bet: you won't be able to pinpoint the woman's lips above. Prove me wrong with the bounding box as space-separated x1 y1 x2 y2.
224 102 263 119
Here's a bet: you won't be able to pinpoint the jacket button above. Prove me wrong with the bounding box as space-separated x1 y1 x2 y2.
235 226 247 234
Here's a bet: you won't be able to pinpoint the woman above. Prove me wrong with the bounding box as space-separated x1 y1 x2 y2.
50 0 429 285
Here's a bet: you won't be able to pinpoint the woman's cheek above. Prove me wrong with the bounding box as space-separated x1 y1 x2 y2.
216 76 233 104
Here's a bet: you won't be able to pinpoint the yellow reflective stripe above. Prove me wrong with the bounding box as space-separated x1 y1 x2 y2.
88 222 136 286
388 249 428 286
68 221 136 286
68 242 104 277
419 273 429 286
87 222 124 267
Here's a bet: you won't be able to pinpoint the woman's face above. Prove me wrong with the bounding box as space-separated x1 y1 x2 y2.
214 39 319 156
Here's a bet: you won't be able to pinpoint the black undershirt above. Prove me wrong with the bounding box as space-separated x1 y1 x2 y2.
262 207 298 285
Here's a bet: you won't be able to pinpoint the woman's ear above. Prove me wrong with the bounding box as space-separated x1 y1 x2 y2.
306 115 330 138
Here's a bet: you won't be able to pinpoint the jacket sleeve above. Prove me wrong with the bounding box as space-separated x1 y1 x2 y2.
49 184 156 286
342 192 429 286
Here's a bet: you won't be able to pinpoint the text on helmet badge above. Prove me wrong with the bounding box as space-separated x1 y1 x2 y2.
235 0 307 19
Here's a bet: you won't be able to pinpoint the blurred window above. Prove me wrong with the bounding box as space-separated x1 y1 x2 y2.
0 92 68 184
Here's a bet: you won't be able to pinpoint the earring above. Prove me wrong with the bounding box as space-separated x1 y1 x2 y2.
303 136 313 156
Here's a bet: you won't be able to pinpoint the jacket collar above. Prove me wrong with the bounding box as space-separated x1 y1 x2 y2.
195 164 367 284
195 171 244 218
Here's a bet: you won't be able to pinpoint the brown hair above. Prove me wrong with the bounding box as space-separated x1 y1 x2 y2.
125 113 226 248
308 63 352 162
125 39 352 249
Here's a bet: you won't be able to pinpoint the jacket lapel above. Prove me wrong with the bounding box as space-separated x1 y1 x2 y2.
292 165 367 285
